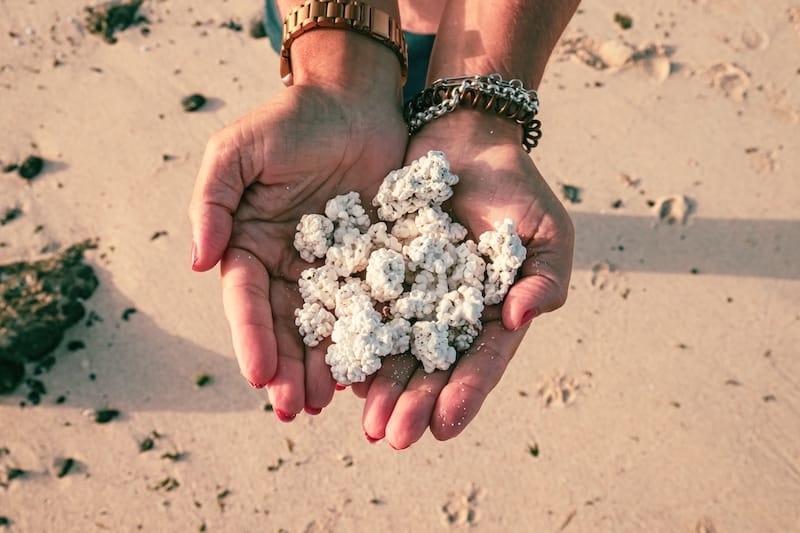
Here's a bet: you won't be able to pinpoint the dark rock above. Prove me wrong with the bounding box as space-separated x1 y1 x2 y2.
94 408 120 423
249 18 267 39
18 156 43 180
181 93 206 112
0 360 24 394
85 0 148 44
0 207 22 226
52 457 75 478
562 184 582 204
0 241 99 393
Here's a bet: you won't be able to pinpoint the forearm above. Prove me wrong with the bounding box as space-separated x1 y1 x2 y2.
430 0 580 88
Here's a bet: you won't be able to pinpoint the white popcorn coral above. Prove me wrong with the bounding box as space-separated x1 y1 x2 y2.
294 151 528 383
325 192 370 236
367 222 402 252
449 240 486 291
391 289 438 321
298 265 339 310
366 248 406 303
411 321 456 373
325 294 412 384
294 214 334 263
436 286 484 328
333 278 372 317
390 216 421 243
413 206 468 243
478 218 527 305
449 323 482 352
325 229 373 277
294 302 335 347
404 234 457 274
373 150 459 221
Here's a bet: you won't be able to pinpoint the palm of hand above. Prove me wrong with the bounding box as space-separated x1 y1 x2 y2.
352 135 574 449
190 85 407 417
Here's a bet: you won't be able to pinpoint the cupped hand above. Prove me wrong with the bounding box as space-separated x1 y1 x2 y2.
352 112 574 448
189 84 407 420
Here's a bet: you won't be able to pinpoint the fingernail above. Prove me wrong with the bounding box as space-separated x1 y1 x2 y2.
304 405 322 415
335 383 347 391
365 432 380 444
389 441 408 451
520 307 539 328
247 379 267 389
191 241 198 269
275 409 296 422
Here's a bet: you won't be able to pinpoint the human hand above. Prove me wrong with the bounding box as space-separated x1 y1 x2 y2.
188 31 407 420
352 112 574 448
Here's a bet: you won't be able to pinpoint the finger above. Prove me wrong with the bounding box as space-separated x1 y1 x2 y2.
503 231 574 330
264 278 307 421
430 321 525 441
361 355 419 442
384 367 451 450
189 130 257 272
303 341 336 414
350 375 374 399
220 248 278 387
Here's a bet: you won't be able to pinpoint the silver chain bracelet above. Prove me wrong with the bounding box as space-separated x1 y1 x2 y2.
404 73 542 153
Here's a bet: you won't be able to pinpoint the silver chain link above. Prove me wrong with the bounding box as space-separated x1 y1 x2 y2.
405 73 542 152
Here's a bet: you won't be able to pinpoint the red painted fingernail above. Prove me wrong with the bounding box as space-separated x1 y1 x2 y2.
365 432 380 444
389 441 408 451
247 379 267 389
275 409 296 422
191 241 198 269
335 383 347 391
520 307 539 328
304 405 322 415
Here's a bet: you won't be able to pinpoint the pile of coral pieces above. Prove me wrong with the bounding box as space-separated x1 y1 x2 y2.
293 151 526 385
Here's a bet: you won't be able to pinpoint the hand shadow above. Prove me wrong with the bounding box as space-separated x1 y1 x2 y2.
1 263 263 413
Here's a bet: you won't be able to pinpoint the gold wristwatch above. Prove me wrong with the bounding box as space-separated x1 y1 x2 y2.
279 0 408 86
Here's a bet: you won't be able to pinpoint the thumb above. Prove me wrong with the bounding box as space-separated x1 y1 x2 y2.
501 251 572 331
188 130 256 272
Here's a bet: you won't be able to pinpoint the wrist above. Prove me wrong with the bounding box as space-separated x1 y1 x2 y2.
289 29 402 102
413 109 521 148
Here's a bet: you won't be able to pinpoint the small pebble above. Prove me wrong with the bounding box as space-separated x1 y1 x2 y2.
18 156 44 180
562 184 582 204
66 340 86 351
249 18 267 39
181 94 206 112
53 457 75 478
195 374 213 387
94 409 120 423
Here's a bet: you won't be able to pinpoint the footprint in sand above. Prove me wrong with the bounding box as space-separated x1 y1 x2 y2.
693 516 718 533
704 62 750 101
590 261 618 290
740 26 769 50
557 33 673 83
762 83 800 124
536 372 593 408
788 7 800 33
746 147 779 174
440 484 484 527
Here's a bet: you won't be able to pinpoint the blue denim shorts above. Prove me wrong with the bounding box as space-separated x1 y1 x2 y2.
264 0 434 103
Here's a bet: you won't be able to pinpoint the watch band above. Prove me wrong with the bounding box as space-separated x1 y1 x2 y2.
279 0 408 86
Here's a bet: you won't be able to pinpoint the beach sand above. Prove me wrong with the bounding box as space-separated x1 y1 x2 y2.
1 0 799 531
